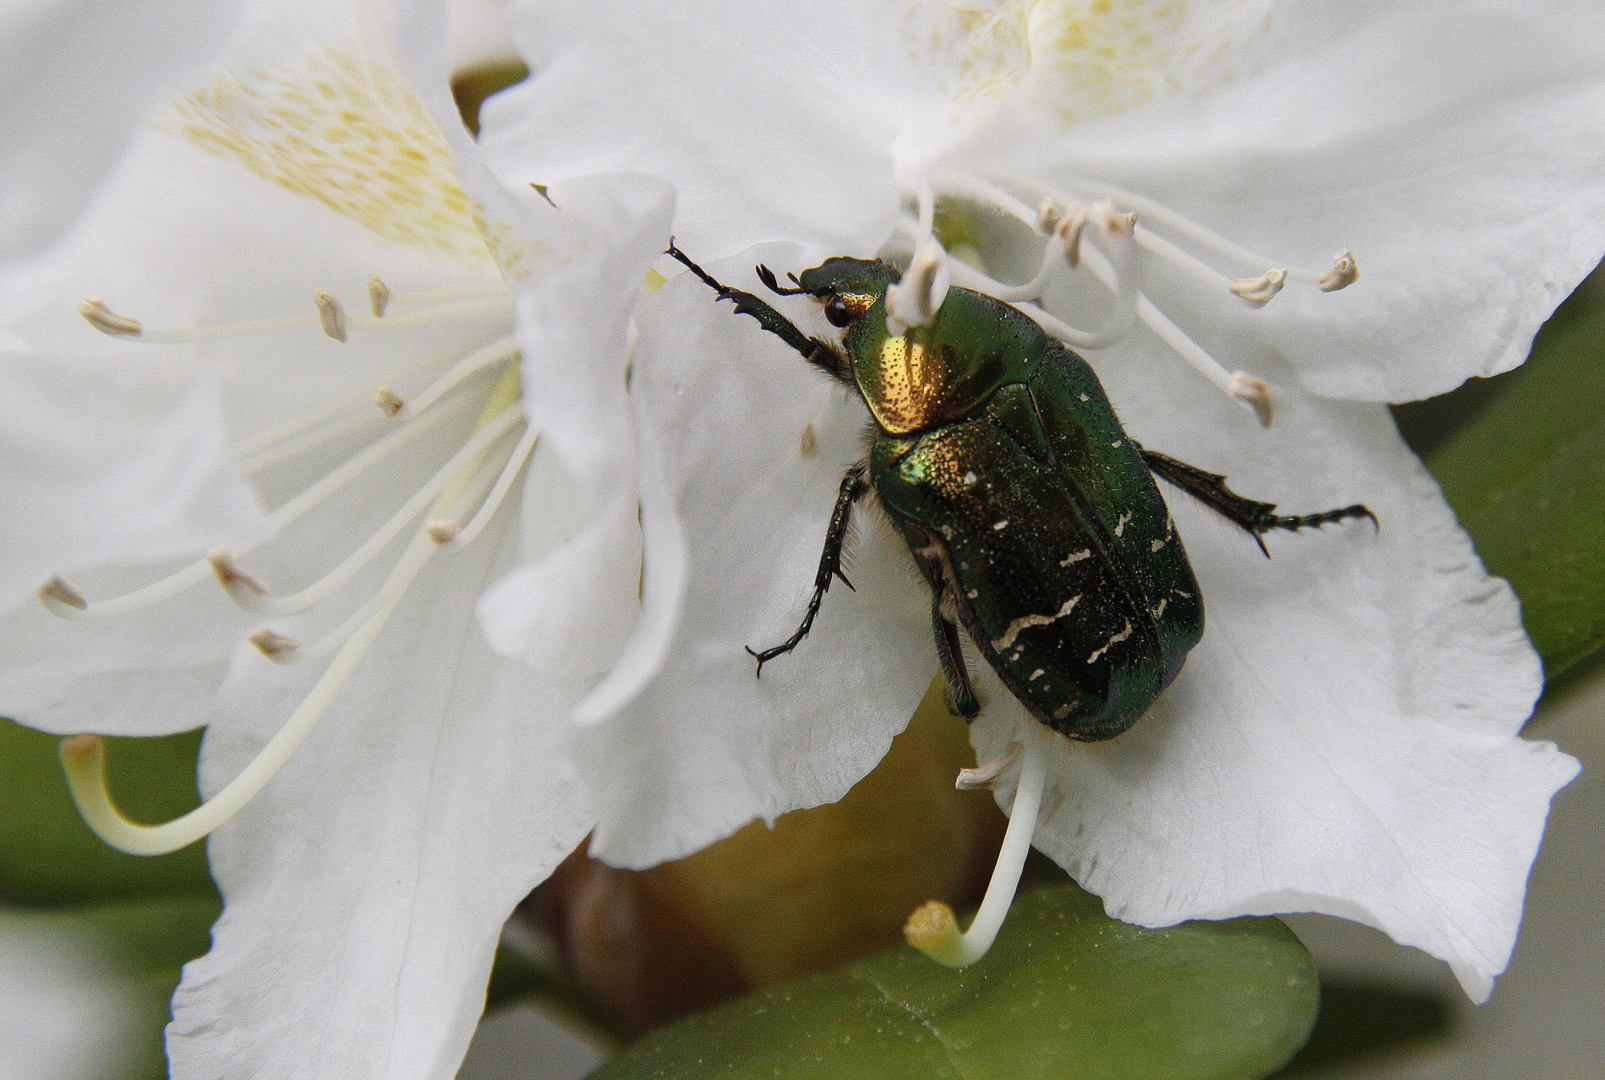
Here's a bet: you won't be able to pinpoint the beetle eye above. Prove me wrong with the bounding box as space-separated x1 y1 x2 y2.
823 295 855 328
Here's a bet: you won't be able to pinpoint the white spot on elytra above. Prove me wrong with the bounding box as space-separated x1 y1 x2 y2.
1078 393 1090 402
1053 705 1072 720
1029 668 1046 681
1150 537 1165 552
993 519 1009 531
966 588 978 599
1114 511 1133 537
962 471 978 485
1110 439 1122 448
1086 619 1133 664
1150 597 1168 619
1060 548 1091 567
991 594 1082 652
1173 588 1192 598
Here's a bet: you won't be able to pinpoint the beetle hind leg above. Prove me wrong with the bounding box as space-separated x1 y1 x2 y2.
1139 447 1377 557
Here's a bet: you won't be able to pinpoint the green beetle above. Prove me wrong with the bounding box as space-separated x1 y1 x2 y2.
667 243 1374 741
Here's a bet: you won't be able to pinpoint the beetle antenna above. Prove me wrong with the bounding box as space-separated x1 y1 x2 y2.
756 263 810 296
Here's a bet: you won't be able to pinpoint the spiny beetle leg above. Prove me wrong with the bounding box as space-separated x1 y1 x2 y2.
665 240 850 382
932 589 980 718
747 464 870 676
1138 446 1377 558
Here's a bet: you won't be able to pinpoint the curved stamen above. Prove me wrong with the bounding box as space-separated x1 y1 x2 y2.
58 557 413 855
431 422 540 551
389 334 519 421
236 404 522 616
905 723 1049 967
61 366 527 853
1136 296 1274 425
42 397 470 621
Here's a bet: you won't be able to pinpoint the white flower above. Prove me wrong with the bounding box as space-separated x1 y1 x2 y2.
0 0 668 1076
478 0 1603 999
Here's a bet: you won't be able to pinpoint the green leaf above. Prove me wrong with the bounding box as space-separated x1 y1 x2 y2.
1393 270 1605 678
0 719 215 904
591 883 1317 1080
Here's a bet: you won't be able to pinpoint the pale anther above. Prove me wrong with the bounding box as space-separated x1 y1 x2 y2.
956 741 1023 790
79 297 141 337
314 291 348 342
249 628 301 662
368 276 391 317
1230 268 1287 306
38 576 87 613
426 518 460 545
1227 372 1275 426
374 389 405 416
1036 197 1061 232
1055 206 1087 268
208 551 268 606
1320 250 1359 291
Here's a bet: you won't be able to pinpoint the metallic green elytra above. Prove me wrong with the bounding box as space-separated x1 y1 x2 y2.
667 243 1375 742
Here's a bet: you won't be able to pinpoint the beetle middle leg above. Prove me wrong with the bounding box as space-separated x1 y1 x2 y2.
747 464 869 675
1138 446 1377 557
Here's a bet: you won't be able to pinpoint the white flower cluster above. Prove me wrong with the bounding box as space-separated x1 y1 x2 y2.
4 0 1604 1077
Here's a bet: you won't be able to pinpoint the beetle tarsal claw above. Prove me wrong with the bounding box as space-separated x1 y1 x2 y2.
955 741 1023 790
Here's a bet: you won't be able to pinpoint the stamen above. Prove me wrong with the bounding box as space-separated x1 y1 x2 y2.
43 397 469 622
56 366 527 856
955 741 1022 790
1137 297 1274 426
79 295 512 344
57 556 413 856
368 277 391 316
1319 250 1359 291
392 335 518 421
885 241 950 336
1230 268 1288 307
431 422 539 552
314 291 348 342
906 724 1049 967
235 405 521 617
208 551 267 606
374 389 405 416
78 298 141 336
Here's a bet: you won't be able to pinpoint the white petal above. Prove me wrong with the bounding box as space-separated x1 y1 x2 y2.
168 518 591 1080
481 0 927 257
970 0 1605 400
0 348 260 610
0 0 241 265
970 337 1577 1001
571 248 933 868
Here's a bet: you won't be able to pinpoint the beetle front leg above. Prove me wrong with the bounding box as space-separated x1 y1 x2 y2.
747 464 869 675
665 241 852 382
1138 446 1377 557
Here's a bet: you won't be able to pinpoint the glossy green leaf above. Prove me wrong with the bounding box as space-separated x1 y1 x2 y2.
591 883 1317 1080
0 719 214 903
1393 270 1605 678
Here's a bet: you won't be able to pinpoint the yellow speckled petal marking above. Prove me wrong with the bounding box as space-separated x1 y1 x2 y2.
1029 0 1281 122
169 48 493 262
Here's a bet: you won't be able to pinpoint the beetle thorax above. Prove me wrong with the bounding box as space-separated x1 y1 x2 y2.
853 294 1029 436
